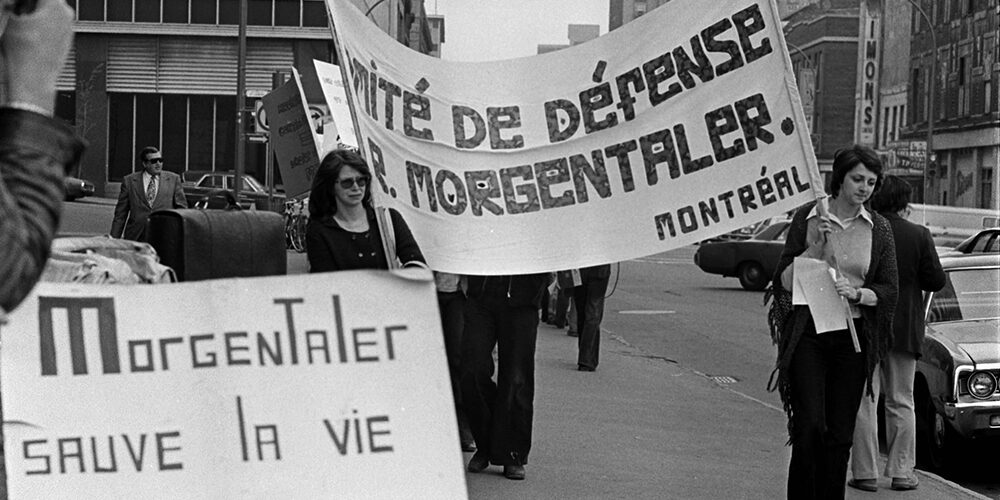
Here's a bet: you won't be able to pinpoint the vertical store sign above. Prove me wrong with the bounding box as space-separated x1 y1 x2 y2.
854 0 881 147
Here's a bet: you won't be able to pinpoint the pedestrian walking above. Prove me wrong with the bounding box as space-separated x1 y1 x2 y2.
848 175 945 492
462 273 551 480
434 271 476 452
0 0 83 314
767 145 898 499
305 149 424 271
574 264 612 371
110 146 187 241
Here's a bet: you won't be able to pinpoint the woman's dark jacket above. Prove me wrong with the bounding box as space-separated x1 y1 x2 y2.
305 207 424 272
766 202 898 442
465 274 552 309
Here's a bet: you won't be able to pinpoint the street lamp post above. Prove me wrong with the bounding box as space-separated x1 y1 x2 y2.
904 0 936 204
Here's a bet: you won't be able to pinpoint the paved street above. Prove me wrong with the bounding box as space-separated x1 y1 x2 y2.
53 200 997 498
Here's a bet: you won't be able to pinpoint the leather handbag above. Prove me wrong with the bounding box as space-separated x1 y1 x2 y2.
146 207 286 282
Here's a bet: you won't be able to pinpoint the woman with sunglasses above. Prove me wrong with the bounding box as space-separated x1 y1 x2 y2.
305 149 424 272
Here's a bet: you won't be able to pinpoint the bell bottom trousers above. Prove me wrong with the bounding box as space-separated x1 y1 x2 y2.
850 351 918 481
787 320 867 500
460 297 538 465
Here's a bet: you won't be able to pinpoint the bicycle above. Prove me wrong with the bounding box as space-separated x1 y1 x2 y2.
284 197 309 253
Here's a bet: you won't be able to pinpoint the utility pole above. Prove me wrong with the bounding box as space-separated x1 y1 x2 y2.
234 0 248 203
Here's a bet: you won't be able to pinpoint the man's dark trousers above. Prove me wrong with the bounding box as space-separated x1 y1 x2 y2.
574 264 611 370
460 296 537 466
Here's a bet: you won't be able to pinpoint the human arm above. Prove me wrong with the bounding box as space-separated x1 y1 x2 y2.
389 208 425 267
0 109 83 312
172 173 188 208
110 178 130 238
774 205 811 291
305 220 338 273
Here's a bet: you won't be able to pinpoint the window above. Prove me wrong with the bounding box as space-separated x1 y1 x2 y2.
108 95 136 181
55 91 76 127
191 0 216 24
982 169 994 209
303 0 328 27
78 0 104 21
162 95 188 172
214 97 237 171
219 0 239 24
135 0 161 22
188 96 215 170
275 0 300 26
164 0 189 23
108 0 132 21
134 94 161 156
248 0 273 26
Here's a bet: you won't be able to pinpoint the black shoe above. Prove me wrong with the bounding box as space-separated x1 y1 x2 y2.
578 365 595 372
460 440 476 452
503 464 525 480
567 330 578 337
466 451 490 473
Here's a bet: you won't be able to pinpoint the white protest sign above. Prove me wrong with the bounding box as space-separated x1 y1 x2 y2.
0 271 467 499
325 0 821 275
261 68 322 199
314 60 359 149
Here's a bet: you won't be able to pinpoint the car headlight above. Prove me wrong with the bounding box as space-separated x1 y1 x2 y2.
968 371 997 399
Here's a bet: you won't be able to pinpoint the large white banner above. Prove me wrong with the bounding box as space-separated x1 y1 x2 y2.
0 271 467 499
325 0 821 274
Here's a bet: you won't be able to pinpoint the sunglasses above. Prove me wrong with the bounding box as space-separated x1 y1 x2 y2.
147 158 163 164
338 176 369 189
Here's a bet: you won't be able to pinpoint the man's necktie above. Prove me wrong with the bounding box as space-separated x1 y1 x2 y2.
146 176 157 204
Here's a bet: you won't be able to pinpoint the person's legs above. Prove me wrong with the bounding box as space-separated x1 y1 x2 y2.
566 293 578 336
552 287 570 328
822 323 868 499
787 330 827 500
883 350 918 481
576 273 609 370
489 304 538 468
850 362 883 481
438 291 474 450
459 297 498 465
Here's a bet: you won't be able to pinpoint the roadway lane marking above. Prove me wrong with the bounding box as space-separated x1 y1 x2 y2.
617 310 675 315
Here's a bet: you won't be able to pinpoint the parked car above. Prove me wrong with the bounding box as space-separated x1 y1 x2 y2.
64 176 95 201
937 228 1000 258
182 171 284 212
915 253 1000 470
693 220 790 290
700 215 791 244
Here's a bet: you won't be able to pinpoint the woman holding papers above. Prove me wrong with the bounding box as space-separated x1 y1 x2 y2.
767 145 898 499
305 149 425 271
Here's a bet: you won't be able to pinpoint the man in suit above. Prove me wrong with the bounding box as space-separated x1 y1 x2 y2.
849 175 945 492
110 146 187 241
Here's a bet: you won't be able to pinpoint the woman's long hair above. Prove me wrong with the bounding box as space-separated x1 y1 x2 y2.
308 149 373 221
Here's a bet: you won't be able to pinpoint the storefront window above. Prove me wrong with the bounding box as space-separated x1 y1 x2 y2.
214 97 237 171
162 95 188 173
188 96 215 170
108 94 136 182
219 0 239 24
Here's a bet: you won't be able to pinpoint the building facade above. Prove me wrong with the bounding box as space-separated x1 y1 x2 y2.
60 0 434 197
537 24 599 54
608 0 671 31
903 0 999 209
784 0 861 174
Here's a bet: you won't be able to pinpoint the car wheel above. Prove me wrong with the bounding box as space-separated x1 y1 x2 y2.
737 262 768 291
916 385 955 471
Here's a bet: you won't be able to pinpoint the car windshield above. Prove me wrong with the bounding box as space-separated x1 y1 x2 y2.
927 268 1000 324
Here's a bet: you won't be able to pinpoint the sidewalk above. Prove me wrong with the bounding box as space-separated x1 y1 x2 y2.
461 321 986 499
283 253 983 499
